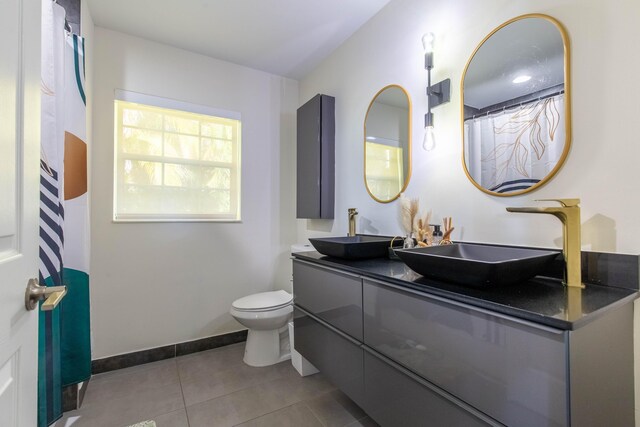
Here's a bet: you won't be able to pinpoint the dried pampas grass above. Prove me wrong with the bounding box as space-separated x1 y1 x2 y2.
399 195 419 235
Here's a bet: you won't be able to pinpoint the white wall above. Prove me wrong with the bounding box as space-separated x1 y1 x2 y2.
298 0 640 255
91 27 298 359
298 0 640 420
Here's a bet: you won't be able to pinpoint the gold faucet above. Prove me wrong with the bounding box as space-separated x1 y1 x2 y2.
506 199 583 288
348 208 358 237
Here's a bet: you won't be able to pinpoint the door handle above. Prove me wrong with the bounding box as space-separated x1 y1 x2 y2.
25 278 67 311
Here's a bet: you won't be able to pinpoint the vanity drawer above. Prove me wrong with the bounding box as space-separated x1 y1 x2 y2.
293 307 364 406
363 280 568 427
364 348 500 427
293 260 363 341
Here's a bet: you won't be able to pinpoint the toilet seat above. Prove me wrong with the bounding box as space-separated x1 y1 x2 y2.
232 290 293 312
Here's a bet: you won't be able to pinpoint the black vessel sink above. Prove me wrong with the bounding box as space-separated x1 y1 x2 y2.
395 244 560 287
309 235 400 260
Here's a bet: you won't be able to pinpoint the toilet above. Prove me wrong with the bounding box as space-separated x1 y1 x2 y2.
230 290 293 367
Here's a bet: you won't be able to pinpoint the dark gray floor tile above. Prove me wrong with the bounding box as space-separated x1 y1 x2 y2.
180 359 294 406
304 389 367 427
85 359 179 403
154 408 190 427
55 382 184 427
177 342 246 380
345 416 380 427
187 373 335 427
235 402 324 427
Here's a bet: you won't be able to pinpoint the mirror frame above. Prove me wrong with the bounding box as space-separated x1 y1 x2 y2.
460 13 572 197
364 84 412 203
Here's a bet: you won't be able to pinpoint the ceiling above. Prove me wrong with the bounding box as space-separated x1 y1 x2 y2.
464 17 565 109
85 0 392 80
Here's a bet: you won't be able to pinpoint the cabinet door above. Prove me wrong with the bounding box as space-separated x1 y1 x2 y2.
296 94 334 219
364 349 501 427
363 280 568 427
293 308 364 407
293 260 363 341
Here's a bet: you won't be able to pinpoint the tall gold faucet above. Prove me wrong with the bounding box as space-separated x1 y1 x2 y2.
506 199 583 288
348 208 358 237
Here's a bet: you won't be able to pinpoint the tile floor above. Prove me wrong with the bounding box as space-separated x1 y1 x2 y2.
53 343 379 427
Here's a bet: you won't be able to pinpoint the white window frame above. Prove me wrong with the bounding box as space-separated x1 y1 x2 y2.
113 90 242 222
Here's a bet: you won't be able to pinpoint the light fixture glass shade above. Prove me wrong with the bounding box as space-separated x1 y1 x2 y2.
423 125 436 151
422 32 435 53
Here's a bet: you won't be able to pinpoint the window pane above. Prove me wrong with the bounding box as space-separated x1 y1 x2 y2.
204 167 230 189
164 115 199 135
119 185 163 213
201 122 233 139
122 108 162 129
114 97 241 221
122 127 162 156
164 163 199 187
200 190 231 213
201 138 233 162
123 160 162 186
165 133 199 160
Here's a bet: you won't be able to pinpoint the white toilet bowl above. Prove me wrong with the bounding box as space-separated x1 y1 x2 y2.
230 290 293 367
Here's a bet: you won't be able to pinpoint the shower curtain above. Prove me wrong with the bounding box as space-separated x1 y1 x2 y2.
39 1 90 425
464 94 565 193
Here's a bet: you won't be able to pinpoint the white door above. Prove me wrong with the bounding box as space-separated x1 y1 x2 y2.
0 0 42 425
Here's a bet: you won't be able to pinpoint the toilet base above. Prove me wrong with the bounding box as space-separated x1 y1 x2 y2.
243 327 290 367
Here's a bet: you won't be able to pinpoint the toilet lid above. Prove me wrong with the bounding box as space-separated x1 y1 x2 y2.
232 290 293 311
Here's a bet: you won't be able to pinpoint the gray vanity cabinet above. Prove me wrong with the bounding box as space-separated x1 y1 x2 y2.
363 348 497 426
292 260 365 406
363 279 635 427
294 307 365 407
293 259 635 427
293 260 363 341
363 279 566 426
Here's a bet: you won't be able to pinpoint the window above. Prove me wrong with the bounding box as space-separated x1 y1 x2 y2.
113 91 241 222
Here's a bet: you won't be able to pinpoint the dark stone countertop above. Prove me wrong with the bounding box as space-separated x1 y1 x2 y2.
293 251 638 331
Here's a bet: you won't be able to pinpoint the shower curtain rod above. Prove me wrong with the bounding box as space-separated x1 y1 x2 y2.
471 89 565 119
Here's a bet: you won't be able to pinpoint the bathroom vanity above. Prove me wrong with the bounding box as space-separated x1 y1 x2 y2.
292 251 637 427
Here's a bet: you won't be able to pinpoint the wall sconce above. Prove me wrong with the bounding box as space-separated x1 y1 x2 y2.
422 32 450 151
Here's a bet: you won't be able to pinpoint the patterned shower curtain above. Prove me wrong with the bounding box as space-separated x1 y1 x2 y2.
39 1 90 425
464 94 565 193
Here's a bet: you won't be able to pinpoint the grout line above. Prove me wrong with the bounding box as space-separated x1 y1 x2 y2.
231 403 299 427
180 361 294 408
176 358 192 427
300 400 329 427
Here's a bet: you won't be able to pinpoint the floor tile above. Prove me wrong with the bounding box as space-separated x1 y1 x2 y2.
177 342 246 379
344 416 380 427
180 358 294 406
84 358 179 403
235 402 324 427
186 372 335 427
304 389 367 427
153 408 190 427
54 382 184 427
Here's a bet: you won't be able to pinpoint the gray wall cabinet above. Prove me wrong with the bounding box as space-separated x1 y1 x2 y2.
292 259 635 427
296 94 335 219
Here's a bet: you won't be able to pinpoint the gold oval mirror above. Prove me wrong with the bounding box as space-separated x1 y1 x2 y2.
364 85 412 203
461 14 571 196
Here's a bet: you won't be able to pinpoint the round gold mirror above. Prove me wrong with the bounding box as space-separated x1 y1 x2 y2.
364 85 412 203
461 14 571 196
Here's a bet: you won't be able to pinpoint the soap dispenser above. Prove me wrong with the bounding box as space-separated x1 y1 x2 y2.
432 224 443 245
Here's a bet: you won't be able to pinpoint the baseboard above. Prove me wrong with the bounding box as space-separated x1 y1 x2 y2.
62 380 88 411
91 329 248 375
